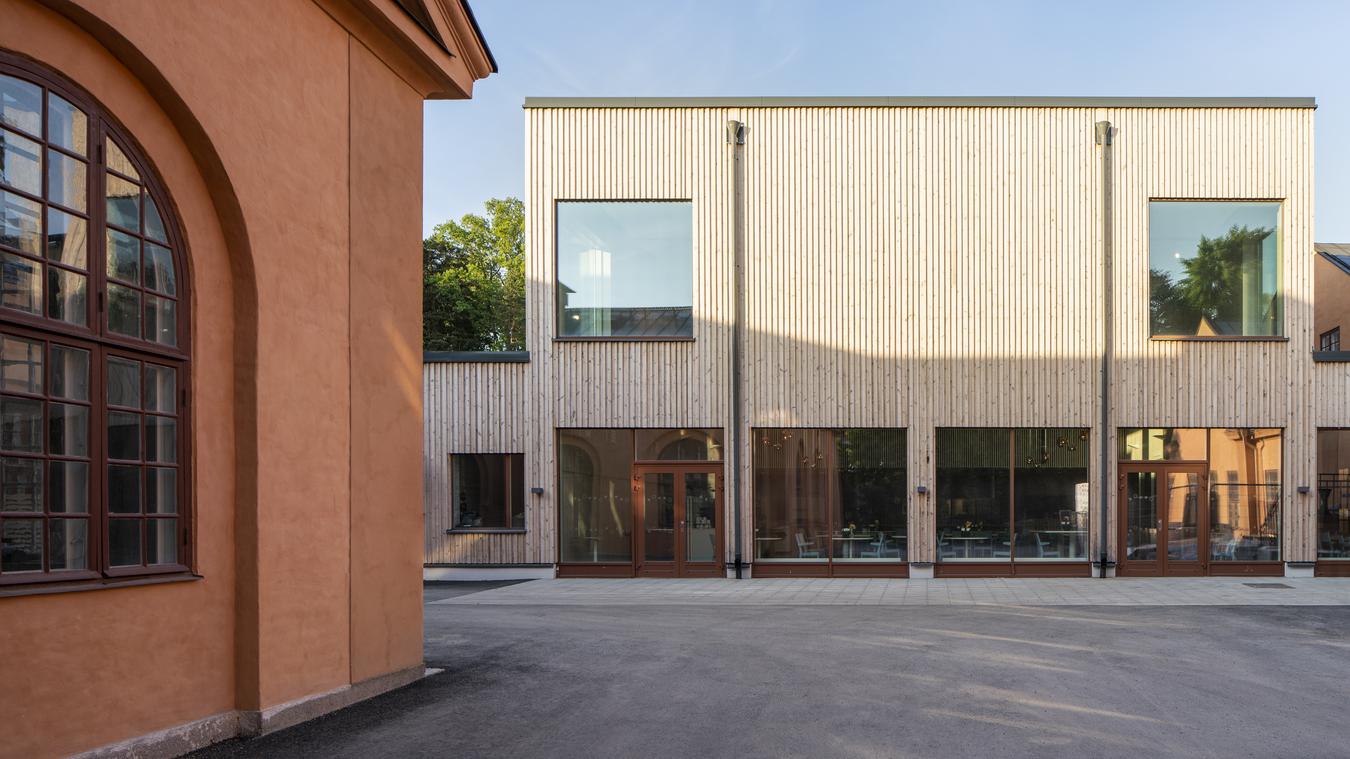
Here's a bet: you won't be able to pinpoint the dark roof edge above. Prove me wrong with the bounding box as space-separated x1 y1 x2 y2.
459 0 499 74
1318 250 1350 276
425 350 529 364
523 96 1316 109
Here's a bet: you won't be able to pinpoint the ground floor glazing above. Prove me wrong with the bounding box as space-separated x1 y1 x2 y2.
498 426 1350 579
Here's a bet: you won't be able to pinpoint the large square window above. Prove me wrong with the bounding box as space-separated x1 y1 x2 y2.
555 201 693 338
1149 201 1282 337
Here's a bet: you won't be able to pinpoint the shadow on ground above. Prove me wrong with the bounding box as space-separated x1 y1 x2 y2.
191 582 1350 759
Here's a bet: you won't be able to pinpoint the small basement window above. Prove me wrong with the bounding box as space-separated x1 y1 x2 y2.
450 453 524 530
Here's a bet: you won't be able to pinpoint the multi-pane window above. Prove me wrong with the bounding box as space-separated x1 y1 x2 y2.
1149 201 1282 337
450 454 523 530
555 201 693 339
1 334 91 575
0 57 187 586
1321 327 1342 352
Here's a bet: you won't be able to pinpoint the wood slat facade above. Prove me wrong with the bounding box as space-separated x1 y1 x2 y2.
425 100 1324 573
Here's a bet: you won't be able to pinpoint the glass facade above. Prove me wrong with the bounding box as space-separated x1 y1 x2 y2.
1207 429 1280 562
558 429 634 563
1318 429 1350 559
1118 427 1207 461
1013 428 1091 559
753 428 906 563
634 428 722 461
936 428 1089 562
1148 201 1282 337
555 201 693 338
1118 428 1282 568
558 428 723 566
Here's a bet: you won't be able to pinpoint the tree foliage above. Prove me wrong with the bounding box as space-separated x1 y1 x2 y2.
423 197 525 351
1149 225 1273 335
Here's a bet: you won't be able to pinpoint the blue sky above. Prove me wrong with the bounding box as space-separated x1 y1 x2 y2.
424 0 1350 240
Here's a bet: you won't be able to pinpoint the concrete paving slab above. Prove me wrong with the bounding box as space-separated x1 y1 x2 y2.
431 577 1350 606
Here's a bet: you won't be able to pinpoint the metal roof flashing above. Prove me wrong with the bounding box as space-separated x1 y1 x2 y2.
523 96 1316 109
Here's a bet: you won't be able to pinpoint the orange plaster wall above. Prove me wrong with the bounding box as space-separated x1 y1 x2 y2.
347 38 427 682
1 0 442 755
63 0 358 711
1314 254 1350 344
0 2 238 757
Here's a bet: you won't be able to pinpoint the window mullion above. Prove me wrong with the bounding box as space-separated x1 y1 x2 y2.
92 343 108 575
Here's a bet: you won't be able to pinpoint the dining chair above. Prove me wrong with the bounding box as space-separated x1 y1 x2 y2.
796 532 822 559
1034 533 1060 558
991 538 1010 559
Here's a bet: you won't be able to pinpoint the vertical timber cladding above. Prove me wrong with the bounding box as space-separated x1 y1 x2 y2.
521 103 1315 568
1110 108 1316 562
424 362 529 564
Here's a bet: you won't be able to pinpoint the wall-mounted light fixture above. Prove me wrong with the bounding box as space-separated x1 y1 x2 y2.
916 485 929 495
530 487 545 496
1297 485 1311 494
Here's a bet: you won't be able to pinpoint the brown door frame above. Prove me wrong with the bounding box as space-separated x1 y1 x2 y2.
632 462 724 578
1118 462 1208 576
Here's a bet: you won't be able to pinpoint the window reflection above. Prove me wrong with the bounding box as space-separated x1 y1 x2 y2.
1013 428 1090 559
555 201 692 338
635 428 721 461
937 428 1089 562
558 429 634 562
1208 429 1280 561
753 428 906 563
1318 429 1350 560
1149 201 1282 337
936 429 1012 560
1118 428 1207 461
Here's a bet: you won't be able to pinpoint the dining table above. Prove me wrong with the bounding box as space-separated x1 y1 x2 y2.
832 534 872 559
945 534 991 558
754 535 785 558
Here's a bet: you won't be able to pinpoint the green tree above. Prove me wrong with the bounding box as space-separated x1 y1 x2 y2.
423 197 525 351
1149 225 1274 335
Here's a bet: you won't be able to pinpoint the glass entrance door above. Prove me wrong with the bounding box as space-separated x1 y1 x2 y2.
1118 464 1208 576
634 464 722 577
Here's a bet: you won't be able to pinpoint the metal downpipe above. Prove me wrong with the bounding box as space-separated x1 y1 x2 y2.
1095 120 1113 579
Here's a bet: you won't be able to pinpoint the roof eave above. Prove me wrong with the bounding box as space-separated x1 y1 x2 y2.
523 96 1317 109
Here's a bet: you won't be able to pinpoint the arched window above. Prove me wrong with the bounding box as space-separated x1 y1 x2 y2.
0 53 189 586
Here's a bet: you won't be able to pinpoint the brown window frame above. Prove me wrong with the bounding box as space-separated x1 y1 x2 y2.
447 453 525 533
0 53 192 590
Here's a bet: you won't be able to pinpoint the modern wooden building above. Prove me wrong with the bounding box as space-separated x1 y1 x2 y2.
0 1 493 757
425 96 1350 583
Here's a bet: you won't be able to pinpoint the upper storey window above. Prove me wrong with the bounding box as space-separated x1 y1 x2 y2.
1149 201 1282 338
555 201 693 339
0 56 188 588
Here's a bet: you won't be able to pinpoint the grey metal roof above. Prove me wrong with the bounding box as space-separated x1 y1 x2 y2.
524 96 1316 109
1317 243 1350 276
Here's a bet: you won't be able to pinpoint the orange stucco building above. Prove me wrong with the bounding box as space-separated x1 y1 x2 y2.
0 2 493 757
